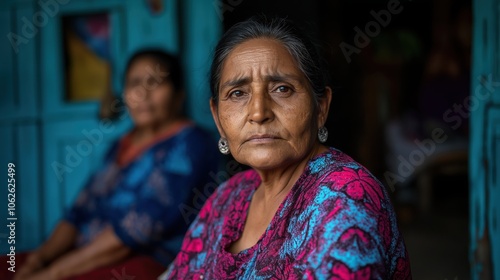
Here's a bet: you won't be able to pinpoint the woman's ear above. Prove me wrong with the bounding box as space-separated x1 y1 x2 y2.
317 86 332 127
210 98 225 137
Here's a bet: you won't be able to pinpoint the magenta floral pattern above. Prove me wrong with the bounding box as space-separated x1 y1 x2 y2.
162 148 411 279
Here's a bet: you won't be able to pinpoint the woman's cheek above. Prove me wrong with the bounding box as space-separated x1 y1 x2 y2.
220 105 244 128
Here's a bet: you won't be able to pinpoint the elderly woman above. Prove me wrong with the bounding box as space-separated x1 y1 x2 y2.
11 50 219 280
161 17 411 279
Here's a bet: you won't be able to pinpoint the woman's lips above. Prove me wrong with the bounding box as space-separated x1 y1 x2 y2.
133 105 154 113
245 134 281 143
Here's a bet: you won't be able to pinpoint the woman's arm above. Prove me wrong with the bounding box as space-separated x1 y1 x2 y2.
13 221 77 280
34 221 78 264
45 226 131 280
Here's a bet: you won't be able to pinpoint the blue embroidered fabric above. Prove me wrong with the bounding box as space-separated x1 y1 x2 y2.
64 125 220 265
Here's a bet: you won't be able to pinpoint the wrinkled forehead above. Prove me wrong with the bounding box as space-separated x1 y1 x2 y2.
220 38 304 82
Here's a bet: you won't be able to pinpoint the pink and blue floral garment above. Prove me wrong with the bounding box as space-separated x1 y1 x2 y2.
162 148 411 279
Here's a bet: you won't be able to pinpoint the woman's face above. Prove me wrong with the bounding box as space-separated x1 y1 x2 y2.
211 38 331 170
124 57 181 128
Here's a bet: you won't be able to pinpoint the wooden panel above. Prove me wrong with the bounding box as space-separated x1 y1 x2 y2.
0 2 38 121
15 123 42 252
489 0 500 277
0 122 42 253
41 118 130 237
0 0 32 7
15 3 38 119
0 0 219 257
124 0 178 54
496 1 500 81
0 124 15 254
470 0 493 242
110 9 127 92
180 0 221 132
0 8 17 121
470 0 498 279
486 107 500 278
40 1 125 119
39 3 66 117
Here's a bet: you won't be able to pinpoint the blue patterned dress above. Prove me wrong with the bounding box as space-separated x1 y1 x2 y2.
64 124 220 265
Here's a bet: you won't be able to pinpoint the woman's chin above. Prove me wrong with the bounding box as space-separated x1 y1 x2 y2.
132 117 154 127
133 118 164 129
236 148 297 171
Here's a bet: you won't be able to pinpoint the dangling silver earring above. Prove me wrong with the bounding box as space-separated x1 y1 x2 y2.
218 137 230 155
318 126 328 143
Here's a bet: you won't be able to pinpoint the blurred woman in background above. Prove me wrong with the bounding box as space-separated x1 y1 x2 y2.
12 49 219 280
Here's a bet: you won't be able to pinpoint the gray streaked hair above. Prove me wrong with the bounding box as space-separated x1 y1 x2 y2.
209 16 330 106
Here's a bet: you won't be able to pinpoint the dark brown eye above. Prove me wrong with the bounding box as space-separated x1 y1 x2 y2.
273 85 294 97
229 90 245 98
275 86 290 93
125 78 142 89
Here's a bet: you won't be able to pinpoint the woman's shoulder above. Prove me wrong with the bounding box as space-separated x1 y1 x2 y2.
297 148 408 279
306 147 389 212
181 123 211 135
153 123 217 155
170 123 214 143
308 147 358 171
310 148 381 183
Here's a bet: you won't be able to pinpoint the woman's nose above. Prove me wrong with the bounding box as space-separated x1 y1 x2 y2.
126 87 150 107
248 89 274 124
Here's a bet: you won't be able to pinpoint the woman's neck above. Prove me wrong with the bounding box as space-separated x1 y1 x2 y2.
254 144 328 206
131 118 183 145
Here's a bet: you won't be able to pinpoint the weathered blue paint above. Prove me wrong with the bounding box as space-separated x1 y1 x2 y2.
470 0 500 278
179 0 222 131
0 0 221 254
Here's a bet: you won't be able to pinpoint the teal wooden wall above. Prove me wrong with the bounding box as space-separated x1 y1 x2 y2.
470 0 500 279
0 0 221 254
